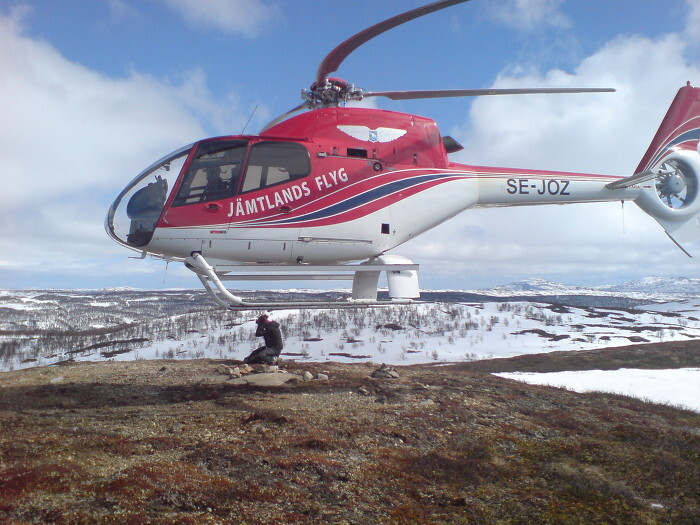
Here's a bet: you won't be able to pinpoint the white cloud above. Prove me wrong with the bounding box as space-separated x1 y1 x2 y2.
487 0 569 31
458 33 694 173
161 0 279 37
683 0 700 44
404 11 700 288
0 10 251 287
0 15 209 210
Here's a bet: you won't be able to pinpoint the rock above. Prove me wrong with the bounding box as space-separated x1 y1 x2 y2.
303 371 314 381
377 322 404 331
168 422 186 434
358 386 371 396
228 373 298 387
317 373 329 381
370 364 399 379
215 365 233 375
240 364 253 375
251 423 266 434
231 367 242 378
50 376 64 384
266 365 279 373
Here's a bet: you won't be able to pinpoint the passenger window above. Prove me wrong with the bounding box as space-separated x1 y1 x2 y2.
173 140 247 206
241 165 263 193
241 142 310 193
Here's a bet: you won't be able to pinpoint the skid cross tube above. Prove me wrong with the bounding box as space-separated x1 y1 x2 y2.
185 253 420 310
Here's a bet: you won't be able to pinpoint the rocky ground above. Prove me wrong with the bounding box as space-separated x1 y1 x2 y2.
1 343 699 524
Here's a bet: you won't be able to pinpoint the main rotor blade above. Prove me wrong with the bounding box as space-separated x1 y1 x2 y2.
260 102 307 132
363 87 616 100
315 0 470 87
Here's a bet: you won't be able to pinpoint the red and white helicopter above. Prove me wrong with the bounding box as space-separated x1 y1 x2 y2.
106 0 700 309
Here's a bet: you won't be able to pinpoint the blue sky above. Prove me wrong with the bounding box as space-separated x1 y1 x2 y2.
2 0 700 291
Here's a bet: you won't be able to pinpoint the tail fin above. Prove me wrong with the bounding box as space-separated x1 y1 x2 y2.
636 83 700 173
634 83 700 255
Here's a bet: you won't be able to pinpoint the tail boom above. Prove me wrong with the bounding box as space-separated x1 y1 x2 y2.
462 166 640 208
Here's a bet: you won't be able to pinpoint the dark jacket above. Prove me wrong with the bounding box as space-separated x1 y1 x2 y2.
255 320 283 351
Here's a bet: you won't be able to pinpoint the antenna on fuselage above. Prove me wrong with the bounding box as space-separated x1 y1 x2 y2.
241 105 258 134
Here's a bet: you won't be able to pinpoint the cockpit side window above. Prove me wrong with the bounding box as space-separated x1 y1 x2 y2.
241 142 310 193
173 140 247 206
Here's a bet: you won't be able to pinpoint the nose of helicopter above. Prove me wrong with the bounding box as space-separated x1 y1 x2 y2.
125 175 168 247
105 144 192 251
106 177 167 250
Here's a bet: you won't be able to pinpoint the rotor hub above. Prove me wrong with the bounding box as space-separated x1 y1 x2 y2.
662 172 685 194
655 159 696 209
303 78 363 108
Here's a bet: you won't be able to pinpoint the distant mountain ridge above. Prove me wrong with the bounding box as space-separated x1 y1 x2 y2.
487 278 587 294
3 276 696 298
482 276 700 297
602 276 700 294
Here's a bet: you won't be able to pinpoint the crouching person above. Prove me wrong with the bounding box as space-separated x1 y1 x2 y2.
243 314 283 364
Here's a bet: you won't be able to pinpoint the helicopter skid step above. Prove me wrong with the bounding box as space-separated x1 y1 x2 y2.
185 253 421 310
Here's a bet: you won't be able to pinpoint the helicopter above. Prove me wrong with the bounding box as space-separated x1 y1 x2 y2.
106 0 700 309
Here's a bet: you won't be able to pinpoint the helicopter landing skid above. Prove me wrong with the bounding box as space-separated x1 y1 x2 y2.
185 253 421 310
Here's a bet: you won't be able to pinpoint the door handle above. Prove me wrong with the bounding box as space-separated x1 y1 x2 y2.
280 206 292 214
205 203 222 211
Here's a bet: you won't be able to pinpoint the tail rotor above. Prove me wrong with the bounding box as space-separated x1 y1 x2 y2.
655 159 697 209
630 83 700 254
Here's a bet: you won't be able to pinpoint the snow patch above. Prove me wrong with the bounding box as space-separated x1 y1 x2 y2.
495 368 700 412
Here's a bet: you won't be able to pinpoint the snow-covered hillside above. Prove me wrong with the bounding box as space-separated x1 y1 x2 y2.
2 280 699 411
603 276 700 295
2 280 700 371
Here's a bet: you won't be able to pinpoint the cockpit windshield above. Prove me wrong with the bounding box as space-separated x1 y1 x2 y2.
105 144 191 249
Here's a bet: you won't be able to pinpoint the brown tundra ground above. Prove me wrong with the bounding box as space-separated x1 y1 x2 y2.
1 341 698 524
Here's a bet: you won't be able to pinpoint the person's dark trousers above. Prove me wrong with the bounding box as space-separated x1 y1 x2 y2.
244 346 279 364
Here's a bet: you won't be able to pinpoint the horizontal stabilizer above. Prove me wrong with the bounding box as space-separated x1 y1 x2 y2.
605 170 656 190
